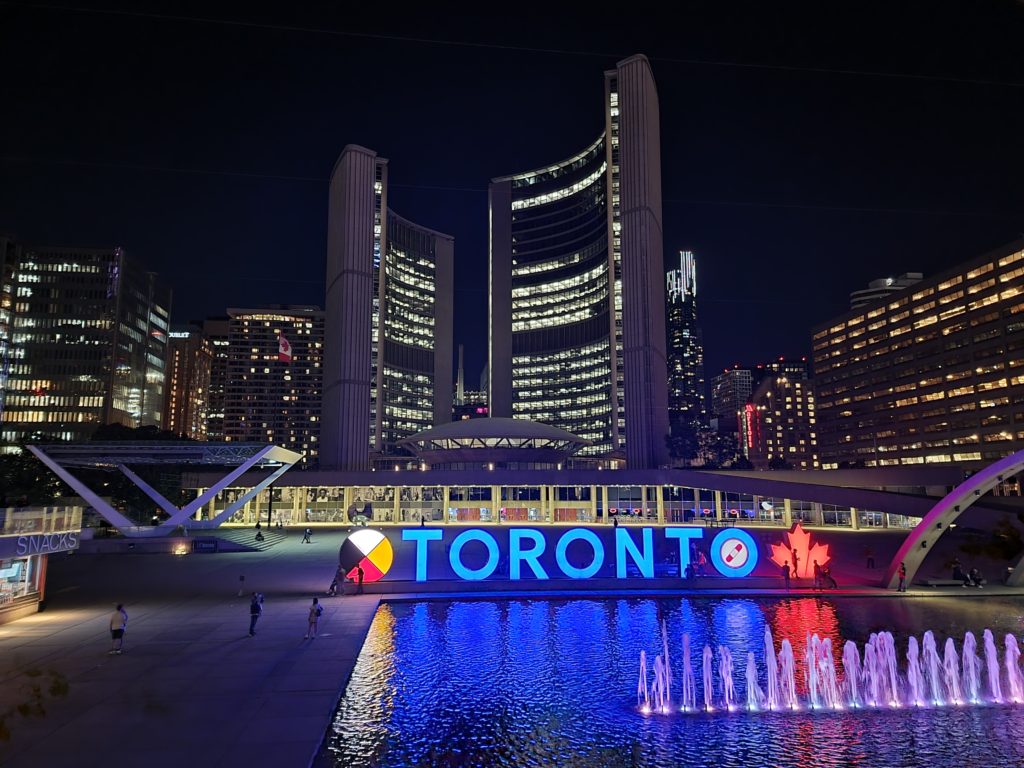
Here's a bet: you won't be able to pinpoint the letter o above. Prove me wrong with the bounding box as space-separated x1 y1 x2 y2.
554 528 604 579
449 530 499 580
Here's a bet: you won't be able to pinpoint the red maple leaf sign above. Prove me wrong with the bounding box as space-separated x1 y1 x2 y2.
769 522 830 579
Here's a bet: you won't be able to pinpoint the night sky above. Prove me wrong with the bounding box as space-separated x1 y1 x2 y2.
2 1 1023 386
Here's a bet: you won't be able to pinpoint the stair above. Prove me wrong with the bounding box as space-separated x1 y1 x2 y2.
204 528 289 552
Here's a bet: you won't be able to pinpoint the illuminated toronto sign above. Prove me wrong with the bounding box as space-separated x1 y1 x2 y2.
400 526 761 582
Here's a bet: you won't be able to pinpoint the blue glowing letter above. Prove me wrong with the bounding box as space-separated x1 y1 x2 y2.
402 529 443 582
709 528 759 578
615 527 654 578
509 529 549 580
664 528 703 570
554 528 604 579
449 529 500 580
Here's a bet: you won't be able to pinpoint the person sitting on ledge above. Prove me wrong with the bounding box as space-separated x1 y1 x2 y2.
967 567 985 588
952 559 970 586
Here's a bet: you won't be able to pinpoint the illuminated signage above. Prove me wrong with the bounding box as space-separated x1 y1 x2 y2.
6 531 80 558
401 526 760 582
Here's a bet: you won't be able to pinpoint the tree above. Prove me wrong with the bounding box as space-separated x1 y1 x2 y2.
768 457 794 470
0 448 66 507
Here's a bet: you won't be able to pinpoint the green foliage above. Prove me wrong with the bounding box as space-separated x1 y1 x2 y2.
0 667 69 742
0 448 66 506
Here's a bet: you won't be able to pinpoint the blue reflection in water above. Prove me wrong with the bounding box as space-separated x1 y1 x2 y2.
322 597 1024 767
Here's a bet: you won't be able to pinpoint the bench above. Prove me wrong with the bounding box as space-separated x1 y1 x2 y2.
703 518 736 528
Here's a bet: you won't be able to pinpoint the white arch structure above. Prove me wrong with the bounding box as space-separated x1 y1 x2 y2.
28 442 302 538
883 449 1024 589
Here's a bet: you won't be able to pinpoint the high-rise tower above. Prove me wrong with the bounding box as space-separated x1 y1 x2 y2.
321 146 454 470
666 250 705 432
488 54 669 468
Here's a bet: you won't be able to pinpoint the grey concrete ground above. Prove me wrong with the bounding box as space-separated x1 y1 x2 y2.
0 530 378 768
0 530 1018 768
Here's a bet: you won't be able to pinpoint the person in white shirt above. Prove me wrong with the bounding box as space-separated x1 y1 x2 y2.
305 597 322 639
109 604 127 654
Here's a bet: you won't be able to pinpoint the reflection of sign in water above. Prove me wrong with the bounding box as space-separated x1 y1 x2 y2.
339 529 394 582
769 522 830 579
709 530 758 578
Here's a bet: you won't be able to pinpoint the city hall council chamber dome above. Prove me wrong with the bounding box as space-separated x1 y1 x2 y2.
398 417 590 470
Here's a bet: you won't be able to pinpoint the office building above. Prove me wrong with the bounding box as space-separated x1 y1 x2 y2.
710 367 753 434
202 316 230 440
488 54 669 468
163 326 213 440
0 235 19 424
813 239 1024 469
666 250 706 432
223 306 324 467
0 246 170 448
850 272 923 310
322 146 455 471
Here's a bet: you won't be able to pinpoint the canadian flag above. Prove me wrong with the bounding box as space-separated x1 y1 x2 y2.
278 333 293 363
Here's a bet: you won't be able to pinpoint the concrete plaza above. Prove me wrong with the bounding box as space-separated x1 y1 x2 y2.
0 529 1017 768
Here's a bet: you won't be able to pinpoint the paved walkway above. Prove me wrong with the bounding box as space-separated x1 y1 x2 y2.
0 531 378 768
0 530 1018 767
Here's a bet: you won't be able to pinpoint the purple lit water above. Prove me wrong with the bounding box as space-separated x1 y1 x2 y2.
321 597 1024 767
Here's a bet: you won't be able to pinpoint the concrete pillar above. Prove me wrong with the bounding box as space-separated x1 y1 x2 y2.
783 498 793 528
492 485 501 524
851 507 860 530
602 486 610 524
714 490 723 520
656 486 665 525
293 489 302 525
813 502 823 526
393 489 401 525
442 486 450 525
590 486 597 524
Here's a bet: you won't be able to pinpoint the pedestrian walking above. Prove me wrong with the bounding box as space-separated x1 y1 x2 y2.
249 592 263 635
356 564 365 595
302 527 312 544
897 562 907 592
782 561 791 592
305 598 323 638
108 603 128 654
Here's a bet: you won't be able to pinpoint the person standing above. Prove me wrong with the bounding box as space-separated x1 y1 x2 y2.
782 561 791 592
302 527 312 544
109 603 128 654
813 560 822 591
305 598 323 639
897 562 907 592
356 564 365 595
864 546 875 569
791 550 800 582
249 592 263 636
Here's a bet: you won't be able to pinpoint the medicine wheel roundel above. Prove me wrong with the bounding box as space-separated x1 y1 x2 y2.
339 529 394 583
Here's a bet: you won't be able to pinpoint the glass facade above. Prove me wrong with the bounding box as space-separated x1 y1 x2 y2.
813 241 1024 469
380 214 442 452
0 247 170 448
666 250 706 430
193 477 903 532
502 135 616 456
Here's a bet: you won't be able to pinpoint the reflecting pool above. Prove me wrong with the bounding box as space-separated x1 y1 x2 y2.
321 597 1024 767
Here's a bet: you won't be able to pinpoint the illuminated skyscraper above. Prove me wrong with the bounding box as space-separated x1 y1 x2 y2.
488 54 669 469
666 250 705 432
814 238 1024 469
223 306 323 466
321 146 455 470
163 326 213 440
201 316 229 440
0 246 170 448
0 235 19 425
